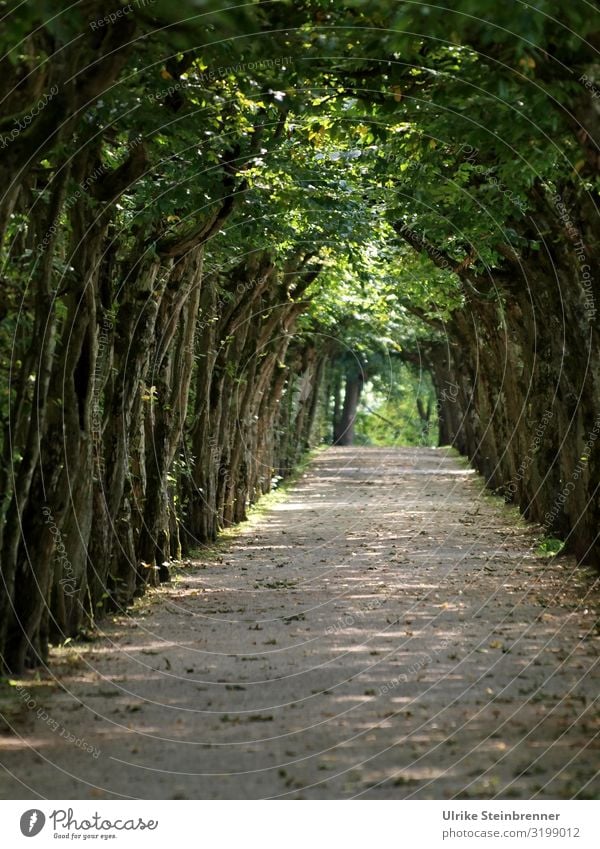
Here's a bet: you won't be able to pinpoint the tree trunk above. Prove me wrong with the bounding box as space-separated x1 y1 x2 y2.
335 371 364 446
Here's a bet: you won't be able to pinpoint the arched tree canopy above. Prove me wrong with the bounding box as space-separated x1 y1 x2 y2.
0 0 598 670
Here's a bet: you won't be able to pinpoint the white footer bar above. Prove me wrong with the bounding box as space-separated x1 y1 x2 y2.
1 800 598 848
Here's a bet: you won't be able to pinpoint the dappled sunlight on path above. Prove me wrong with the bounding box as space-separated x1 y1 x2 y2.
1 447 598 800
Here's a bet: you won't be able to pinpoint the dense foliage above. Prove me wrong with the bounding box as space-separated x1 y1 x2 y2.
0 0 598 670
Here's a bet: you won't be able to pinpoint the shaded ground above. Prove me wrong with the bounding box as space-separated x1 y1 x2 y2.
1 446 599 799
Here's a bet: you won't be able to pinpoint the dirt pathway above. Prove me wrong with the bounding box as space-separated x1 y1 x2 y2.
1 447 599 799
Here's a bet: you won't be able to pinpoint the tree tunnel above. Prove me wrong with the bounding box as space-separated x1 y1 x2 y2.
0 0 599 671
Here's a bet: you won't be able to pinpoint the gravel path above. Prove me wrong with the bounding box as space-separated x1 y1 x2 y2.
1 446 599 799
